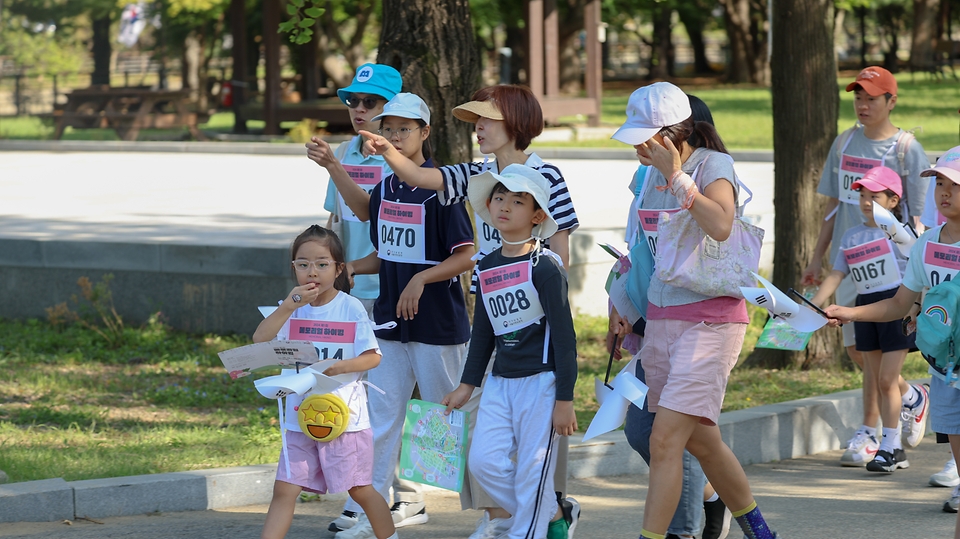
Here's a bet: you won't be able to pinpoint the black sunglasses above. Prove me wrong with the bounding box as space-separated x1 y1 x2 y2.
343 94 384 110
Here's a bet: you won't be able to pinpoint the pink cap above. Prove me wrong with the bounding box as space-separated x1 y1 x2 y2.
851 166 902 197
921 146 960 186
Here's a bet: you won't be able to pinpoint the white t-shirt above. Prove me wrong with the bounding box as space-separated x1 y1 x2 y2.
276 291 380 432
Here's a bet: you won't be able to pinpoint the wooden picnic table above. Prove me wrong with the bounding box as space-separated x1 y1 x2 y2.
52 86 210 141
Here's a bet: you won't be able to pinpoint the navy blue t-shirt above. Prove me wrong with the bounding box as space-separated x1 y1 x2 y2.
368 159 474 345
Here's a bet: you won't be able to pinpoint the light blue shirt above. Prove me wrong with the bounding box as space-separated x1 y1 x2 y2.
323 136 392 300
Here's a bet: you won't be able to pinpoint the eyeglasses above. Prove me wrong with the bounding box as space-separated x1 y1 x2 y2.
378 126 420 140
343 94 384 110
292 259 336 272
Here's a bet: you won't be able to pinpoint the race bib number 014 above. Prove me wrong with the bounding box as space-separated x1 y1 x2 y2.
288 319 356 361
924 241 960 287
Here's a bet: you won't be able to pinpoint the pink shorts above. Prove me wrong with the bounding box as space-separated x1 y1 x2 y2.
276 428 373 494
640 319 746 426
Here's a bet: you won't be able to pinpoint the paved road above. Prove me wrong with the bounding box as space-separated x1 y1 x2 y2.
2 439 955 538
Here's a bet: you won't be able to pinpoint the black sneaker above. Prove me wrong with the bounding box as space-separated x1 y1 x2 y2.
702 497 732 539
559 496 580 538
866 448 910 472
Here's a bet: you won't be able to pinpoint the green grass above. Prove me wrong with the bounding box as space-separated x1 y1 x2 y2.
4 74 956 150
0 112 268 141
1 312 925 484
540 73 960 152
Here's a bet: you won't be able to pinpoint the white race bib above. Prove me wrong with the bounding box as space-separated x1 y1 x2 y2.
339 165 382 222
377 199 436 265
842 238 901 294
923 241 960 287
475 212 502 255
837 153 882 205
478 260 544 336
283 319 357 431
637 208 679 257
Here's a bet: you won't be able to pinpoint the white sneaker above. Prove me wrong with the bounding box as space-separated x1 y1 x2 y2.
390 500 428 528
945 485 960 513
931 457 960 487
901 383 930 448
335 514 374 539
329 510 360 532
468 511 511 539
839 430 879 467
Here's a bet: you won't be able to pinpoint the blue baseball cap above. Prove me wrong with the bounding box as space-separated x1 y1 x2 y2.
371 93 431 125
337 63 402 105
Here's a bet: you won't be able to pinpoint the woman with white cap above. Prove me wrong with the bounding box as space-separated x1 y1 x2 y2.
610 82 780 539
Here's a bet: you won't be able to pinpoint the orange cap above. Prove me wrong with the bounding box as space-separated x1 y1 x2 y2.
845 66 897 96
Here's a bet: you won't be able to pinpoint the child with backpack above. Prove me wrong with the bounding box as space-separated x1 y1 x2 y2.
825 146 960 535
803 66 930 466
807 166 916 472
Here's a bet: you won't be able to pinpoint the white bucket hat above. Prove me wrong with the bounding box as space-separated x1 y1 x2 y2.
467 164 558 239
611 82 692 145
371 92 431 125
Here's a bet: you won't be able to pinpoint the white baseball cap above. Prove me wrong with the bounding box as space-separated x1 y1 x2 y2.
611 82 692 145
467 164 558 239
371 92 431 125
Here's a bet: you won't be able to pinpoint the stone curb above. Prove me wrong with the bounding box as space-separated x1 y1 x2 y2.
0 383 886 523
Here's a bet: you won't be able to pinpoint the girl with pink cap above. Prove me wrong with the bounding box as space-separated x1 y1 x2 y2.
808 166 916 472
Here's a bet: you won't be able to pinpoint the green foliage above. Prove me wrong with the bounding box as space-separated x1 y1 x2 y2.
0 7 87 76
286 117 327 143
278 0 324 45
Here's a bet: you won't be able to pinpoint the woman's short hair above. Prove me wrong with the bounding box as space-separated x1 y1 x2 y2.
471 85 544 151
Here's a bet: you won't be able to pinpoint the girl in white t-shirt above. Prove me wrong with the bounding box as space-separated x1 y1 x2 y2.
809 166 920 473
253 225 397 539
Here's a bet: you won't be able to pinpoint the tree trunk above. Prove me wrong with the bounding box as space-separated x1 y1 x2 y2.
750 0 842 369
677 3 713 74
719 0 769 84
647 4 674 79
92 15 112 86
909 0 938 71
378 0 481 166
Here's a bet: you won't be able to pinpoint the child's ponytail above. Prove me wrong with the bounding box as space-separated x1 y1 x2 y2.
884 190 904 222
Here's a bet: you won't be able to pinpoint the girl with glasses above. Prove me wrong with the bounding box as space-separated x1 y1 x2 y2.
253 225 397 539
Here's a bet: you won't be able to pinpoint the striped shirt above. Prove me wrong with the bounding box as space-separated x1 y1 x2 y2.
436 152 580 291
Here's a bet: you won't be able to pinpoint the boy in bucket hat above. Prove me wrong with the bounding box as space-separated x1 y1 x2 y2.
443 164 578 539
803 66 930 467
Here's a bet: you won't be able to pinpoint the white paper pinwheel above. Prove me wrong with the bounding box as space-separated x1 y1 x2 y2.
740 273 827 332
872 201 917 257
581 356 649 442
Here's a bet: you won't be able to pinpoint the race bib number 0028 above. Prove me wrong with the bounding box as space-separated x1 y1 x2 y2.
477 261 544 336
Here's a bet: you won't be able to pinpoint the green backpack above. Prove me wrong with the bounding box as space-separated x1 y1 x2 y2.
916 278 960 382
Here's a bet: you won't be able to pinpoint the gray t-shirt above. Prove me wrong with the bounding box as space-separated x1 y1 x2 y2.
817 127 929 265
641 147 740 307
